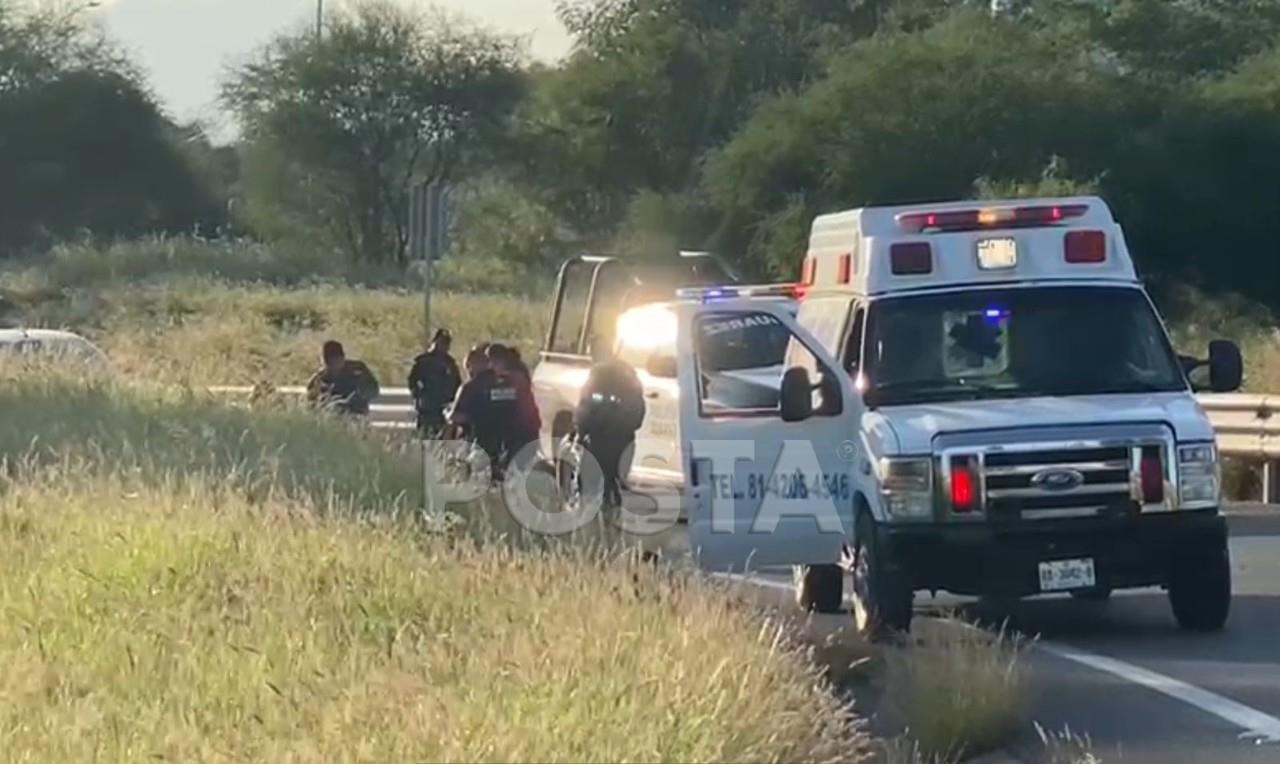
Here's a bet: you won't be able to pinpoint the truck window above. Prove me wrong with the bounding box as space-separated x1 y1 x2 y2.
695 311 837 416
863 286 1187 407
549 263 594 355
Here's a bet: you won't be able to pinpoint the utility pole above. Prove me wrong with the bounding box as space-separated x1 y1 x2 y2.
316 0 323 38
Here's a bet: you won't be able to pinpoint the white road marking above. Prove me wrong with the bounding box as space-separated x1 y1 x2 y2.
1042 641 1280 745
717 573 1280 745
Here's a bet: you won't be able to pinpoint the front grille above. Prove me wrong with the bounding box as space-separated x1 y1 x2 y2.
982 445 1138 520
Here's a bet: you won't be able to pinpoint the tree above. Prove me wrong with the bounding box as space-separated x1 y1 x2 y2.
0 2 223 254
702 9 1142 275
223 1 525 265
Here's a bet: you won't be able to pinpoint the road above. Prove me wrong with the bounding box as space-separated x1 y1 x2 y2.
744 505 1280 762
981 505 1280 763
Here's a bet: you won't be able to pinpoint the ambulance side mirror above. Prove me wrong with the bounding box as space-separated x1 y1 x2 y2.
780 367 814 422
1207 339 1243 393
645 354 678 379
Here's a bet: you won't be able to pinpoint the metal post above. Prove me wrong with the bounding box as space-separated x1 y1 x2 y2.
1265 460 1280 505
316 0 323 38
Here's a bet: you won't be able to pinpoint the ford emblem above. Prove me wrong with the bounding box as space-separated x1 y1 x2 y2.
1031 468 1085 492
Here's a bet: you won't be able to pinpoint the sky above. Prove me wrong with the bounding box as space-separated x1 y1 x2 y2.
86 0 572 137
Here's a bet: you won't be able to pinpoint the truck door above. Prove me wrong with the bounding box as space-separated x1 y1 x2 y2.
676 301 862 572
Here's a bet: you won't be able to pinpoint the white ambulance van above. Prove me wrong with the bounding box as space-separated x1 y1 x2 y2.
671 196 1242 635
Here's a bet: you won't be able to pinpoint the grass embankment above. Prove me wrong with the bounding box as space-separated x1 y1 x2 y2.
0 238 549 387
0 372 869 762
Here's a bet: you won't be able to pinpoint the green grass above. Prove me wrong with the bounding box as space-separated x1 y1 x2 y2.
2 276 547 387
0 370 869 762
0 368 421 512
0 473 867 762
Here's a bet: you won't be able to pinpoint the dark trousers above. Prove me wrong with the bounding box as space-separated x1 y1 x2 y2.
416 407 446 438
582 433 633 507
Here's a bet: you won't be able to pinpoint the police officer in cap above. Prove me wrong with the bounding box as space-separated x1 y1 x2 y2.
449 345 519 478
576 335 645 508
408 328 461 438
487 343 541 471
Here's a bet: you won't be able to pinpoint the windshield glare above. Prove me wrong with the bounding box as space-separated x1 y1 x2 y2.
863 287 1187 407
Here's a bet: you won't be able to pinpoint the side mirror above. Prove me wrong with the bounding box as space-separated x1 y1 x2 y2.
645 354 678 379
780 367 814 422
1208 339 1243 393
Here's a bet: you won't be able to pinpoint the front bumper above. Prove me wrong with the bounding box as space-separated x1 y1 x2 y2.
880 509 1227 597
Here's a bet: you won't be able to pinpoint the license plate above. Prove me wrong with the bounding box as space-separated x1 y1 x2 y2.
976 237 1017 269
1038 558 1096 592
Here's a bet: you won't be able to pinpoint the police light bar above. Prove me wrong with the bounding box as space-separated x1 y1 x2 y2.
896 204 1088 234
675 283 802 301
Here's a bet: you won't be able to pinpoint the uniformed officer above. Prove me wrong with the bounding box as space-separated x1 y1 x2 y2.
306 340 381 416
576 337 646 508
408 328 461 437
449 346 519 477
487 343 541 470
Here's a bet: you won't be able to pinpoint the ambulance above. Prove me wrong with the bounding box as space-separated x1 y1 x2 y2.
666 196 1242 635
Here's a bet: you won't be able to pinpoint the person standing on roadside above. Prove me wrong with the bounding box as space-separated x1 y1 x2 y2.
409 328 461 438
487 343 541 469
306 340 381 417
449 346 518 477
576 336 645 508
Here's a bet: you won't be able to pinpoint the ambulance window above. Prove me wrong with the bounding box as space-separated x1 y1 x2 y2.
695 311 840 417
844 307 865 374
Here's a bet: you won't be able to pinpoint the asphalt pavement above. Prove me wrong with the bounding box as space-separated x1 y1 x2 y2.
980 505 1280 763
744 504 1280 763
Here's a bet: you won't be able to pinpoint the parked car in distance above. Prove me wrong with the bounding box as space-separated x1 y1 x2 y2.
0 329 108 369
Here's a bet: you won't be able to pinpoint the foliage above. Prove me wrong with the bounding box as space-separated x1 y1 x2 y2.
0 2 224 254
224 1 526 265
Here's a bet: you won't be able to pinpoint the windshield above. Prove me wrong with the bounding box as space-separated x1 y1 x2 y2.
863 286 1187 407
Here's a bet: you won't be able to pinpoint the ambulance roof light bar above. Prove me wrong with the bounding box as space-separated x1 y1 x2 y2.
896 203 1089 234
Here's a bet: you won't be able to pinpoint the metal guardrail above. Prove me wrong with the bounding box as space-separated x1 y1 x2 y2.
208 387 1280 501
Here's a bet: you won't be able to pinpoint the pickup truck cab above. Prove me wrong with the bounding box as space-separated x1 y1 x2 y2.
531 253 797 488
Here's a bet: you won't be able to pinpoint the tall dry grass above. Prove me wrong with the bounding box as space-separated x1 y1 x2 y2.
881 619 1030 761
0 368 421 512
0 470 869 762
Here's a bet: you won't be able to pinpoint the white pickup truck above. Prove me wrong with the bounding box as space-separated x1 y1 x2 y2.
532 198 1243 636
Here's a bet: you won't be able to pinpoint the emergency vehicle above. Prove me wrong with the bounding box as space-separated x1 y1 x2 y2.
672 196 1242 634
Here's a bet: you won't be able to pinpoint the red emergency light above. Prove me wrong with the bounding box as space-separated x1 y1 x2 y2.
1064 230 1107 263
950 456 977 513
1140 446 1164 505
897 204 1089 234
837 253 853 284
801 257 816 285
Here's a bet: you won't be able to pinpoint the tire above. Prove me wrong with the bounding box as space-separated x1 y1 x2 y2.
795 564 844 614
1071 586 1113 602
1168 544 1232 632
851 512 913 638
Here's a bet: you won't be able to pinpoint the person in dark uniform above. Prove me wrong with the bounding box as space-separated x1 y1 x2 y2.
576 337 646 508
487 343 541 469
306 340 380 416
449 346 519 477
408 328 461 438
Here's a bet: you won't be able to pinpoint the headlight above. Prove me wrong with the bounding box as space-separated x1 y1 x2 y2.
879 457 933 520
1178 443 1219 509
